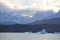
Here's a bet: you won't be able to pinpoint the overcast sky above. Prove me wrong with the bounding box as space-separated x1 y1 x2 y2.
0 0 60 12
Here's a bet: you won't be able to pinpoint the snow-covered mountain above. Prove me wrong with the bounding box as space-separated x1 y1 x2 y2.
28 10 60 25
32 10 55 20
0 3 36 24
0 3 16 25
54 10 60 18
0 3 60 25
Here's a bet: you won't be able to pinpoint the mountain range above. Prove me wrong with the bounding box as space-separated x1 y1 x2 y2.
0 3 60 33
28 10 60 25
1 3 60 24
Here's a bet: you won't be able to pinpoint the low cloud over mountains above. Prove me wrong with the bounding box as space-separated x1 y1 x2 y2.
0 3 60 25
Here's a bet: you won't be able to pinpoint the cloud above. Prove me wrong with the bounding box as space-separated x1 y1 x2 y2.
0 2 59 24
0 0 60 12
0 0 60 19
21 14 33 18
29 0 60 12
